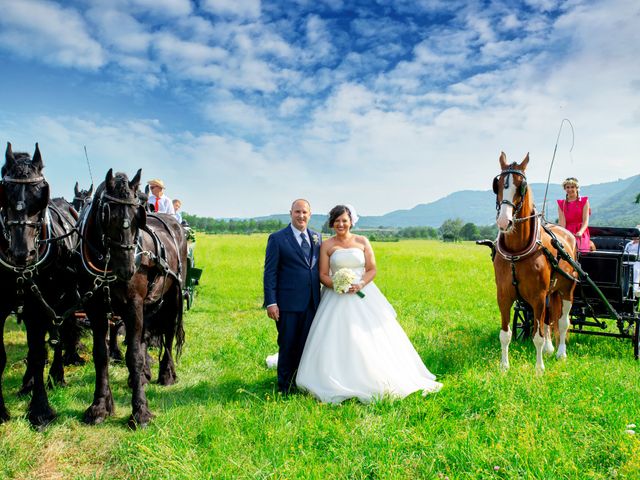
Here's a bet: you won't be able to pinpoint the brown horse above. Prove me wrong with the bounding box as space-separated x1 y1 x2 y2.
493 152 577 373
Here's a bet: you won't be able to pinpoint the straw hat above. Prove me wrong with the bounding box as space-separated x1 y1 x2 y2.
147 179 165 189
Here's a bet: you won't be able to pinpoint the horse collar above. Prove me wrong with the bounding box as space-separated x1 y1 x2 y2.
496 215 541 262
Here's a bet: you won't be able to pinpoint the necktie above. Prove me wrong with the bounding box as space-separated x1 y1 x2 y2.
155 197 160 212
300 233 311 263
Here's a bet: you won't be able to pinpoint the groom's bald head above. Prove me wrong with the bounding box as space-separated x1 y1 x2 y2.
291 198 310 211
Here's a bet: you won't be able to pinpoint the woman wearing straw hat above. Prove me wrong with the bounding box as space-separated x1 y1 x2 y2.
557 177 591 253
147 178 175 215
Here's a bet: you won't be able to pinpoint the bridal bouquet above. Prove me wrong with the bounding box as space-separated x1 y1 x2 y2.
332 268 365 298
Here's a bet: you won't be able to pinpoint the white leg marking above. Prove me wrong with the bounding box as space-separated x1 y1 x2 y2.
499 328 512 371
556 300 572 359
543 323 555 355
533 331 545 375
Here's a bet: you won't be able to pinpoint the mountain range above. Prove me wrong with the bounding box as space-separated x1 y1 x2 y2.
255 175 640 230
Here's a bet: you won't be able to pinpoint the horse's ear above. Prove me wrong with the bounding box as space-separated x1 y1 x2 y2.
32 143 43 171
144 184 150 195
105 168 114 190
499 151 507 170
521 153 530 170
74 181 80 196
88 184 94 196
5 142 15 169
129 168 142 191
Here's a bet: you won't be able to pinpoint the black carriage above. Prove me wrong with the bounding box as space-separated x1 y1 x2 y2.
512 226 640 359
184 226 202 310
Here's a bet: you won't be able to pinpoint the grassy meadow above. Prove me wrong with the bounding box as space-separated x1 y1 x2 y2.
1 234 639 479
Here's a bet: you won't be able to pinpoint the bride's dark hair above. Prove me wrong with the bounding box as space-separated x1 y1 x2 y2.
328 205 353 227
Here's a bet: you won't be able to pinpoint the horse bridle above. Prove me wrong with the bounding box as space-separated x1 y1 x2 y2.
0 174 52 271
493 167 528 219
1 174 47 229
98 192 142 251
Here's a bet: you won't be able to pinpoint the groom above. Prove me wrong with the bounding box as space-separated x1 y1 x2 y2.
264 199 321 393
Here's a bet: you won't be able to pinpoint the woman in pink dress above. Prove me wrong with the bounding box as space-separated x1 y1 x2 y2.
557 177 591 252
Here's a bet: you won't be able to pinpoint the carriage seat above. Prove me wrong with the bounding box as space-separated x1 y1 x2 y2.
588 226 640 252
592 236 626 251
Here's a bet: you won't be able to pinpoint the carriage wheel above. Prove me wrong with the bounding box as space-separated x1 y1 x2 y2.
634 319 639 360
512 302 533 341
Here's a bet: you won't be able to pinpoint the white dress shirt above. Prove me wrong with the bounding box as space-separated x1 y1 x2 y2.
148 194 175 214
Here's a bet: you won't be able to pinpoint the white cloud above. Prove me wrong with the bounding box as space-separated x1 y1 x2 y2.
128 0 192 17
153 32 227 65
0 0 105 69
279 97 308 116
86 7 152 54
200 0 261 19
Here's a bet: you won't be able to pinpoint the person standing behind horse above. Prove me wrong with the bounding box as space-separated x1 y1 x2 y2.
263 199 321 394
557 177 591 253
147 179 175 214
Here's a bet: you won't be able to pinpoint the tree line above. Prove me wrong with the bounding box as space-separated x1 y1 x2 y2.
183 214 286 234
184 213 496 241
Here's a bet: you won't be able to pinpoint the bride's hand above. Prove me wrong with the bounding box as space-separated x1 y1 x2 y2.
348 281 365 294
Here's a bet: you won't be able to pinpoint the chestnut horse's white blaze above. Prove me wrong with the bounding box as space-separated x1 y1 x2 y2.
496 172 517 232
492 152 577 373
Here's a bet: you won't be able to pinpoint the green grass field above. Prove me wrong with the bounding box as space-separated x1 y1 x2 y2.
1 234 639 479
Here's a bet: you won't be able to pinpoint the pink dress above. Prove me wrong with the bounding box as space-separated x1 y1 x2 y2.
557 197 590 252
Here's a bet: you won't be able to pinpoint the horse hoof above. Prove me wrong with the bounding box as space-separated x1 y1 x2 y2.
158 371 177 386
535 366 545 376
63 353 86 366
83 404 113 425
109 351 124 364
556 348 567 360
499 362 510 372
47 377 67 390
128 409 154 430
28 407 56 428
543 342 555 356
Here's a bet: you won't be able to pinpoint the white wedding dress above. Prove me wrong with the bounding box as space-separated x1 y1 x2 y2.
295 248 442 403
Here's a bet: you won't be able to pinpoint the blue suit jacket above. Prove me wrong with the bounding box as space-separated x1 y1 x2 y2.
263 225 321 312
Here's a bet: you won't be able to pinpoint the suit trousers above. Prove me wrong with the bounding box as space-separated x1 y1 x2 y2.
276 300 316 393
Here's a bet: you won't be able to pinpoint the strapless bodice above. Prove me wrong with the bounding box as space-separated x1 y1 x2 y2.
330 248 365 278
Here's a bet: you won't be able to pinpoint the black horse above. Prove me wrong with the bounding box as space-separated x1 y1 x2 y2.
72 182 93 215
78 169 186 428
0 143 80 427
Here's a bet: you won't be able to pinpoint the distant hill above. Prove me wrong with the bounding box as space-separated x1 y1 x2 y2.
254 175 640 229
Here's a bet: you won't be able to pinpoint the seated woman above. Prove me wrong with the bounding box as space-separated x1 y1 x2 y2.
557 177 591 253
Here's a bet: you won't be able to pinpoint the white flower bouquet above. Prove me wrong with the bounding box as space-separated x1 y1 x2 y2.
332 268 365 298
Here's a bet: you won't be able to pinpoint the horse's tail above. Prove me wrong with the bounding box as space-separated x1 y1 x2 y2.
174 284 185 360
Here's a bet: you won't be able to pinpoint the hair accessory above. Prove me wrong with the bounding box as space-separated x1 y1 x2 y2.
344 204 359 226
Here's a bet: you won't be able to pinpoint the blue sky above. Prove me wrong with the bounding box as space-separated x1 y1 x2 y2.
0 0 638 217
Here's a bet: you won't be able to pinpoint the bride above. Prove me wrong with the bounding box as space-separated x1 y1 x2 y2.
295 204 442 403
